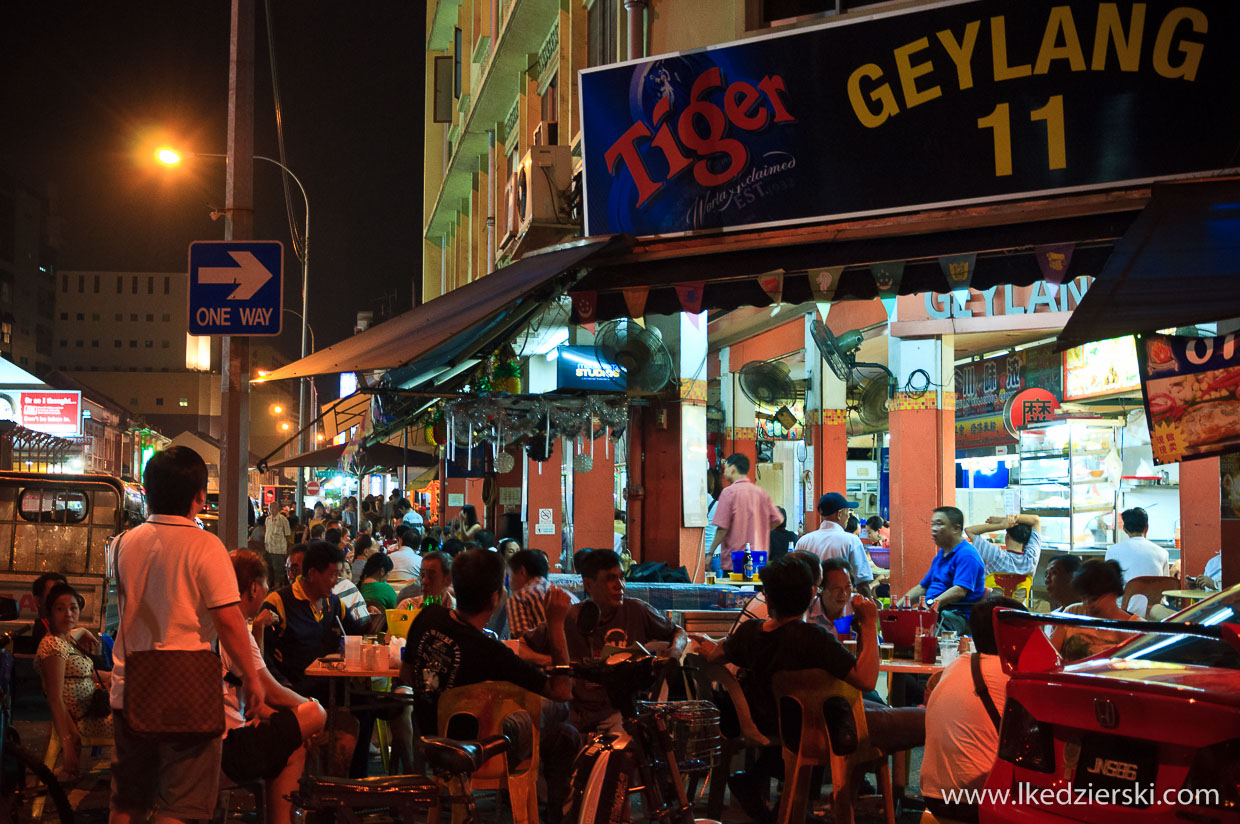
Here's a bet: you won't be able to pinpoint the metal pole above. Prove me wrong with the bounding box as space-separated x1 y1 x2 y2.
250 156 311 525
220 0 254 548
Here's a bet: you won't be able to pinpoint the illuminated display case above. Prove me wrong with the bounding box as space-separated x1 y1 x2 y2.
1017 419 1120 550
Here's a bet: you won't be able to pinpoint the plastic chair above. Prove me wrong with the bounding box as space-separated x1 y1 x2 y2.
214 779 268 824
683 653 778 820
436 681 542 824
1121 575 1180 614
771 669 896 824
33 726 113 822
986 573 1033 607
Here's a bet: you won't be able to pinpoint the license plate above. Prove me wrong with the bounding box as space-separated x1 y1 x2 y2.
1073 734 1157 806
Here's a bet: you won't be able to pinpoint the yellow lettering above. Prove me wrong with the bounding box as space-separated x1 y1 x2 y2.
1034 7 1086 74
1153 7 1206 81
847 64 900 128
894 37 942 108
1091 3 1146 71
937 21 981 90
991 16 1032 80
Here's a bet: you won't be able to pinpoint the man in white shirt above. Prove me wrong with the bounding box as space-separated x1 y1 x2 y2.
388 528 423 585
109 446 266 824
793 492 874 596
222 550 326 824
921 596 1027 823
964 513 1042 576
1105 507 1169 585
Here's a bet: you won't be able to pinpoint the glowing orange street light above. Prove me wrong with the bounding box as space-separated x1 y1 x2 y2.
155 147 182 165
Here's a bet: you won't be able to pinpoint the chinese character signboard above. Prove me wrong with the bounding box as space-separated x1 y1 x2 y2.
954 346 1061 449
1063 336 1141 400
580 0 1240 236
0 390 82 437
1137 332 1240 465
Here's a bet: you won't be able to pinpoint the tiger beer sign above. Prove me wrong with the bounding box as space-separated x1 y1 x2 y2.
580 0 1240 236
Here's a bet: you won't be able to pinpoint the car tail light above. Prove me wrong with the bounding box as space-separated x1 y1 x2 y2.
1182 739 1240 809
997 698 1055 773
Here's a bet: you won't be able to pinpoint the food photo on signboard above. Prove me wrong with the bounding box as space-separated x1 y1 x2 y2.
1137 331 1240 464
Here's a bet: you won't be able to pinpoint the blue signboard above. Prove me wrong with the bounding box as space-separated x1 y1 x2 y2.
556 346 626 391
188 241 284 336
581 0 1240 236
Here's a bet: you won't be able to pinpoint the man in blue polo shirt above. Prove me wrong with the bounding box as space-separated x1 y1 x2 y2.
901 505 986 610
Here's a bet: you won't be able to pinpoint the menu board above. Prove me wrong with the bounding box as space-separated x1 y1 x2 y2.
1137 332 1240 464
1063 337 1141 400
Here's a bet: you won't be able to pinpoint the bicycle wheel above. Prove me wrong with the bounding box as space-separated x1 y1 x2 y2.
3 739 73 824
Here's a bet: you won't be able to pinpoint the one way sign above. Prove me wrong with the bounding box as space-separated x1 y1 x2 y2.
188 241 284 336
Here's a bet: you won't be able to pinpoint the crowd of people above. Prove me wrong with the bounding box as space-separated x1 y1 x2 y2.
25 444 1217 824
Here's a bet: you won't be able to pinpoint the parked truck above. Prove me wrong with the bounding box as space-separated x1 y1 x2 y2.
0 472 145 654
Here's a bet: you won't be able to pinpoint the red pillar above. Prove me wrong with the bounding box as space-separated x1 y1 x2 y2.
641 404 683 569
887 393 955 598
1180 457 1221 585
810 410 848 507
526 440 563 557
727 425 756 470
573 434 616 552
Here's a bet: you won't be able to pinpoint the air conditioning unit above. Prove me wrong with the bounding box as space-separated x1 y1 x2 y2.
515 145 573 235
533 120 558 146
498 170 520 253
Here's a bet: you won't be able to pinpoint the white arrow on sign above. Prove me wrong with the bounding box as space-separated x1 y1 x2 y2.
198 251 273 300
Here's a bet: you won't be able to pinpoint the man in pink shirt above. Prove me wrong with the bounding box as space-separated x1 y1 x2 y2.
708 453 783 573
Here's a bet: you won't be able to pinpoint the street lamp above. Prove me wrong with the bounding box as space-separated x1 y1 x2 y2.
157 146 312 522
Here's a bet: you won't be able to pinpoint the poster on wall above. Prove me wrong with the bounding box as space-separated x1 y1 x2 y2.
1137 332 1240 464
1063 336 1141 400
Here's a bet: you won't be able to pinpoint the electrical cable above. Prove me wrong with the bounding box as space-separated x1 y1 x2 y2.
263 0 305 262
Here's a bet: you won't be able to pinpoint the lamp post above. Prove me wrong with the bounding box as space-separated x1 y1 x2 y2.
158 147 311 523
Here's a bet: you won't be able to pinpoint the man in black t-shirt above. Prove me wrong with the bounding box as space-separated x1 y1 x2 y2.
401 548 572 734
522 549 687 732
694 554 881 823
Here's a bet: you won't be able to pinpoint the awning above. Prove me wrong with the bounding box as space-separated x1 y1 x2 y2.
320 393 370 441
267 442 437 471
1058 178 1240 350
571 201 1138 322
255 235 631 383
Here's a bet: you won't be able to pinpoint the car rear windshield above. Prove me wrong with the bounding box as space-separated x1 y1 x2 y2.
1116 591 1240 670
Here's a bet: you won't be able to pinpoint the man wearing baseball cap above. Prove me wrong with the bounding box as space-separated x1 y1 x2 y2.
794 492 874 596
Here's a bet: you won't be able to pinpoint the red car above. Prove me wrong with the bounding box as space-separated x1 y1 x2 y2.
981 587 1240 823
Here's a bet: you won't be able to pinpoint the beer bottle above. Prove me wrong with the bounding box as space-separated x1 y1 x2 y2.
742 544 755 582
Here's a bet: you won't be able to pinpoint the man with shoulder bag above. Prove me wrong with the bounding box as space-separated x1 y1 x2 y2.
109 446 266 824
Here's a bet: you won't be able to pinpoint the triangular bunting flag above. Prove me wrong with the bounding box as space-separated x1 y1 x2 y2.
1035 243 1075 295
939 253 977 311
815 301 831 322
757 270 784 306
622 286 649 319
675 281 705 314
808 266 844 304
871 261 905 319
572 291 597 324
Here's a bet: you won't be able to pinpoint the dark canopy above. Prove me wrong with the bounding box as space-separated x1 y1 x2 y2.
1058 179 1240 350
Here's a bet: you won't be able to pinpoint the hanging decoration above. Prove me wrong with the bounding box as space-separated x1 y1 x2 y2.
572 291 598 324
675 281 706 314
573 453 594 473
938 252 977 310
870 261 905 319
1035 243 1075 295
622 286 649 319
757 270 784 308
495 451 516 474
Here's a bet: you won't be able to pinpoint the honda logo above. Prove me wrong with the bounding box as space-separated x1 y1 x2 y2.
1094 698 1119 729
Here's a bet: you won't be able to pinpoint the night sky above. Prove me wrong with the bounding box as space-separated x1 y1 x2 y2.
2 2 425 379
